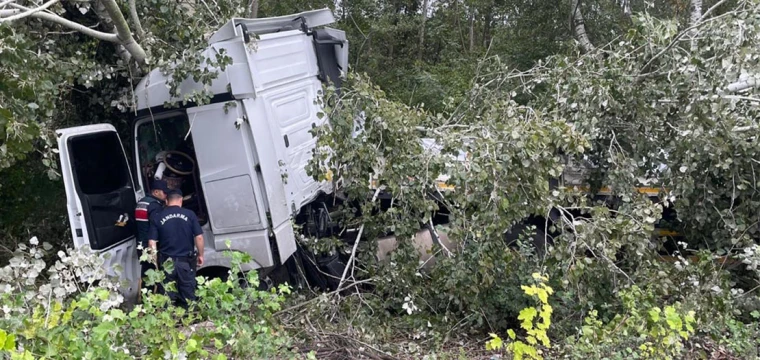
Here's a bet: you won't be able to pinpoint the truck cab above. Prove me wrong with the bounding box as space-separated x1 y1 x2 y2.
55 9 348 301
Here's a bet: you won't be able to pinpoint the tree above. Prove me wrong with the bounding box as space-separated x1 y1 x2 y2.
1 0 146 64
571 0 595 52
249 0 259 18
304 0 760 349
418 0 429 61
0 0 248 171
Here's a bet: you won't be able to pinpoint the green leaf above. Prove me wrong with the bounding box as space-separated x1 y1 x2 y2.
664 306 682 331
485 333 503 351
92 321 116 341
185 338 198 353
518 307 538 331
0 330 7 350
648 307 661 322
5 334 16 352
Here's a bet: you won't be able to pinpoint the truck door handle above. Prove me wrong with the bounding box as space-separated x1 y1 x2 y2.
283 135 289 148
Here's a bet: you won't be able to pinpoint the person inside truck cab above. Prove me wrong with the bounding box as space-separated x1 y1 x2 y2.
135 179 168 297
147 189 205 309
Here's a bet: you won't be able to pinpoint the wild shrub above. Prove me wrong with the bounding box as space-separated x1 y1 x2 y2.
0 238 305 359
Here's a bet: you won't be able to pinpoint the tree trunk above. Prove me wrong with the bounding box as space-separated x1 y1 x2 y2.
90 0 146 64
91 0 132 63
689 0 702 25
482 7 492 48
100 0 145 64
248 0 259 19
453 0 466 52
571 0 595 53
619 0 631 17
468 11 475 53
418 0 429 62
689 0 702 51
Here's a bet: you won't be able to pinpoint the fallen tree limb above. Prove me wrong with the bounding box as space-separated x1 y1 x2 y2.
100 0 146 64
337 186 383 291
0 0 58 22
274 278 374 316
6 2 118 42
5 0 146 64
127 0 145 40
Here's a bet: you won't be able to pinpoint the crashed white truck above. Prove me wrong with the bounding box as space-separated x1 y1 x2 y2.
54 9 368 301
55 9 679 303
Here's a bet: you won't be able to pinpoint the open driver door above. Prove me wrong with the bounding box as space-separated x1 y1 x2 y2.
56 124 141 302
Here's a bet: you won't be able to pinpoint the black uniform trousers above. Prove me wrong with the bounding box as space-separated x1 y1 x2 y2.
157 253 198 309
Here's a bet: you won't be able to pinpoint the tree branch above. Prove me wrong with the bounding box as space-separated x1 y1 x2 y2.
337 186 383 291
100 0 146 64
725 76 758 93
638 10 737 76
699 0 730 22
733 125 757 133
90 0 131 63
127 0 145 40
6 2 118 42
721 95 760 103
0 0 58 23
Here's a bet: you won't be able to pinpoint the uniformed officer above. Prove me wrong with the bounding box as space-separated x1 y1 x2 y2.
147 189 204 309
135 179 168 296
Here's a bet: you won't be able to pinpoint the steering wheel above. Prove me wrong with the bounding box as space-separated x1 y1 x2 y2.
164 150 195 176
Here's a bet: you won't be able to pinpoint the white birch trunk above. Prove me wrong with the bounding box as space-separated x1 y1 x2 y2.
571 0 595 53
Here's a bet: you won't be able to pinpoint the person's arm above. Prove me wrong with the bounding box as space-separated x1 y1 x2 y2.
147 216 159 263
147 217 158 247
194 235 204 266
192 214 204 266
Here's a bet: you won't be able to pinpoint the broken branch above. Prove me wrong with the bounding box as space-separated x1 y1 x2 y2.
337 186 383 291
100 0 146 65
127 0 145 40
0 0 58 23
6 2 118 42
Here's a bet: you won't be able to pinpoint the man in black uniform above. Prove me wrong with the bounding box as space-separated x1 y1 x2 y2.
147 189 205 309
135 179 168 297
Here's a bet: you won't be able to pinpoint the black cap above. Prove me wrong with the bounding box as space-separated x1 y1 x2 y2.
167 188 183 197
151 179 169 193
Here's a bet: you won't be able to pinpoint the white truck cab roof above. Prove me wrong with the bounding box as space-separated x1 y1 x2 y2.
134 8 347 111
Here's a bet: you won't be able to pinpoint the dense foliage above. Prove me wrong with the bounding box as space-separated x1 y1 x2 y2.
303 0 760 357
3 0 760 358
0 238 301 359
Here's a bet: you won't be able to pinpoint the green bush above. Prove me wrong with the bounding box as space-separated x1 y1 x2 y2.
0 238 307 359
562 286 696 360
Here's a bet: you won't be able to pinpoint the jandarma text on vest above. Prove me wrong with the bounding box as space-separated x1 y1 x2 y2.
160 213 189 225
